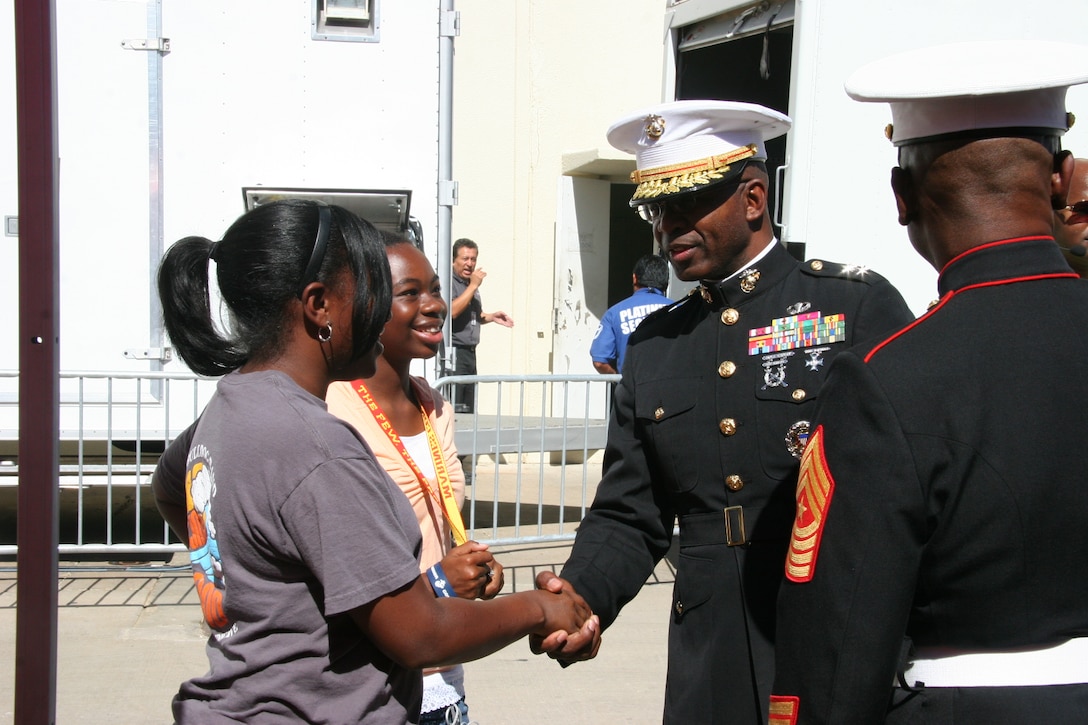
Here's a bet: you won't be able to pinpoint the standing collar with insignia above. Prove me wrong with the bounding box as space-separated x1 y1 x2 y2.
697 241 798 309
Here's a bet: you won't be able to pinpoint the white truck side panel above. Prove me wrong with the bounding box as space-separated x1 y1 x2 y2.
63 0 155 365
2 0 153 374
160 0 442 374
2 0 442 375
161 0 440 263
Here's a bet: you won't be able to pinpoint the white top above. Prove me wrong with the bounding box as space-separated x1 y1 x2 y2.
400 430 437 481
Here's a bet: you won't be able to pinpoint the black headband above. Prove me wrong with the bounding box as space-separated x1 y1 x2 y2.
297 202 332 297
895 127 1063 152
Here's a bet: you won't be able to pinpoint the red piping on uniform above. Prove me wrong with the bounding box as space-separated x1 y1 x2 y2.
938 235 1052 274
863 270 1078 363
864 303 943 363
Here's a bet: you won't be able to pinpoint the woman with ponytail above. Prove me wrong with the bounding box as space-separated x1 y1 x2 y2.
152 200 598 724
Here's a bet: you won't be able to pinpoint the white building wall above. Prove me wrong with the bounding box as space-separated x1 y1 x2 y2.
451 0 666 378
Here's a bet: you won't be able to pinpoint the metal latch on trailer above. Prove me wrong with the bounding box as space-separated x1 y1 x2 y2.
123 348 173 362
121 38 171 53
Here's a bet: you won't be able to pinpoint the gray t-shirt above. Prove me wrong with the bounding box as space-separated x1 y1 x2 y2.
449 275 481 348
161 370 424 724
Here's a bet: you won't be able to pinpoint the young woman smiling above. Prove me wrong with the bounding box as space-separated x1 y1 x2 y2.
326 235 501 724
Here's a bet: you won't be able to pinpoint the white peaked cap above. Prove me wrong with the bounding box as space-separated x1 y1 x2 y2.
845 40 1088 146
606 100 791 203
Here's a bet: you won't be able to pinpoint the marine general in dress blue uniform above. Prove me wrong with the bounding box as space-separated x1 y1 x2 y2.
532 100 915 724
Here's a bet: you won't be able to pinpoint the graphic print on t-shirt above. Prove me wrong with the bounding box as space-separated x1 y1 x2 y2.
186 446 230 632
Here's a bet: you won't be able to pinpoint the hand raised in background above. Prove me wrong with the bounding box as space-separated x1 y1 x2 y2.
485 310 515 327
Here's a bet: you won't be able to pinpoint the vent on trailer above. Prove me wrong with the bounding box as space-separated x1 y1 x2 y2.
242 186 423 248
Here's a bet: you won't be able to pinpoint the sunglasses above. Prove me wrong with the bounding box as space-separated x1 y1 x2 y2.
1058 200 1088 224
635 178 748 224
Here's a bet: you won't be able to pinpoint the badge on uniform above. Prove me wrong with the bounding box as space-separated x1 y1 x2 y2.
786 301 810 315
786 425 835 583
761 351 793 389
785 420 810 459
804 346 829 372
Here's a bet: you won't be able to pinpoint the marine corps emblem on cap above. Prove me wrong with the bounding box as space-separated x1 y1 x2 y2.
606 100 791 204
644 114 666 139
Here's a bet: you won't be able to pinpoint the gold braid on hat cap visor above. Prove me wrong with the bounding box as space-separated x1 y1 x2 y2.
629 144 759 202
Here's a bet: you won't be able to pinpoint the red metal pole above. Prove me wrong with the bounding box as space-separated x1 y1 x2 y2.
13 0 60 722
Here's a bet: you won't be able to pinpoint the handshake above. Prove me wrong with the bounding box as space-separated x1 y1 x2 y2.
434 541 600 661
528 571 602 664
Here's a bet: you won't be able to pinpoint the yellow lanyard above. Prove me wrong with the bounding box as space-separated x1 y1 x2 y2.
352 380 467 546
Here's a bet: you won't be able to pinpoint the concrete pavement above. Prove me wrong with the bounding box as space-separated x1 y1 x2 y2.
0 541 673 724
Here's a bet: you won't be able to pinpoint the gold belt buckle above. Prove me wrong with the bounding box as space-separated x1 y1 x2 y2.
724 505 747 546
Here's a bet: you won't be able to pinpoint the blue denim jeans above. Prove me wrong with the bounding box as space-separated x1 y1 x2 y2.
418 697 471 725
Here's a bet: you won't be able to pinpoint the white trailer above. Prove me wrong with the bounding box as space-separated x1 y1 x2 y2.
2 0 457 441
1 0 451 377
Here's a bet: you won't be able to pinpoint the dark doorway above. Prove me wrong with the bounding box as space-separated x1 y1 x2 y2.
676 26 795 251
606 183 657 307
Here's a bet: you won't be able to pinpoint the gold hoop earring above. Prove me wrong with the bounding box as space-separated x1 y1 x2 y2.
317 322 333 343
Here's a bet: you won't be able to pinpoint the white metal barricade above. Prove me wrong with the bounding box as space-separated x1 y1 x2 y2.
0 371 619 556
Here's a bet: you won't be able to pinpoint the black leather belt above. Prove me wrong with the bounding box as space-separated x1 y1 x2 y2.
679 508 749 547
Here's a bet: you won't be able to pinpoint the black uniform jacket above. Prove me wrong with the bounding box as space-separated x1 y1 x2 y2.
562 241 914 724
772 237 1088 724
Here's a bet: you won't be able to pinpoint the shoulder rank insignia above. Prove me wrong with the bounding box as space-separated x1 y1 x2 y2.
769 695 799 725
807 259 870 277
786 425 835 583
803 259 890 284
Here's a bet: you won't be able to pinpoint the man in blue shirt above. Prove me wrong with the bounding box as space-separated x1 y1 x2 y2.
590 254 673 374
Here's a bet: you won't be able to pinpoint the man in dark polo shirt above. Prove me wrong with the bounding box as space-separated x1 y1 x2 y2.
449 238 513 413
